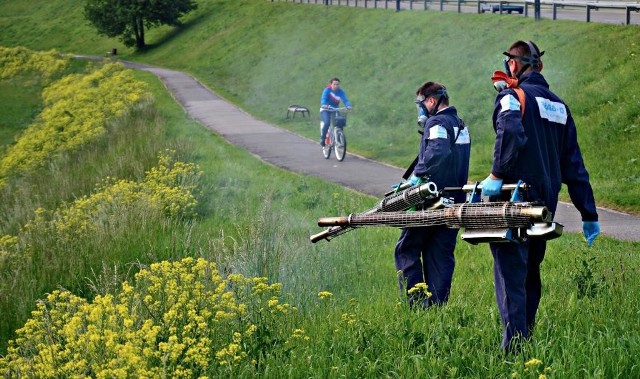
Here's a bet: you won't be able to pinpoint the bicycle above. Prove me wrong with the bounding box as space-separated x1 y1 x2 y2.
321 106 348 161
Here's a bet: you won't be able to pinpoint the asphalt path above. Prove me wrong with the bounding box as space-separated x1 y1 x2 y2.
119 60 640 243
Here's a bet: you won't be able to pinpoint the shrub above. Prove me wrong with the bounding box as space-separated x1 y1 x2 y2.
0 257 300 378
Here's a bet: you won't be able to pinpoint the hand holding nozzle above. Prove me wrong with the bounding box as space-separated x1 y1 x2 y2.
442 182 528 193
388 175 426 196
480 175 503 196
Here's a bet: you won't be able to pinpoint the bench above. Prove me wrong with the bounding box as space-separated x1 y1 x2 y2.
286 105 311 119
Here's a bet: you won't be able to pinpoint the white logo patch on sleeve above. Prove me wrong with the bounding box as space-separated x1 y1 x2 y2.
535 97 568 124
428 124 449 140
500 94 521 113
454 127 471 144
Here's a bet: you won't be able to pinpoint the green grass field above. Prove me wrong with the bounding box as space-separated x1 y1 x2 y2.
1 0 639 377
1 0 639 213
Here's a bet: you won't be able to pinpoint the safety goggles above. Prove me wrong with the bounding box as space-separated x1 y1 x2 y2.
503 51 544 66
415 95 428 113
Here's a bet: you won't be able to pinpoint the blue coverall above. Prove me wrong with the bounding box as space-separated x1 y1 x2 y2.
489 72 598 352
394 106 471 308
319 86 351 146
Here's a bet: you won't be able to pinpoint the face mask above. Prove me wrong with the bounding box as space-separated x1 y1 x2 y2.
415 96 429 134
503 57 513 77
492 57 513 92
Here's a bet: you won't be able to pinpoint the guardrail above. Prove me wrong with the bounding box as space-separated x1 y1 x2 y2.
525 1 640 23
270 0 640 24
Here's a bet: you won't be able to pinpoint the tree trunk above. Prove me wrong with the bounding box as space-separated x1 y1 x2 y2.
133 15 145 50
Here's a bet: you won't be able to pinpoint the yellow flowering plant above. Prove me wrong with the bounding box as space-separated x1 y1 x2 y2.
0 61 149 187
511 358 553 379
0 150 202 349
21 150 201 244
0 46 68 82
0 257 302 378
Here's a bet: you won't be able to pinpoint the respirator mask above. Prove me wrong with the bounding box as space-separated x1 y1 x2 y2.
415 95 429 134
493 57 511 92
494 40 545 92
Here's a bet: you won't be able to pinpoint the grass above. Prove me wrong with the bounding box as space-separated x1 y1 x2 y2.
0 1 639 377
1 0 639 213
0 82 41 149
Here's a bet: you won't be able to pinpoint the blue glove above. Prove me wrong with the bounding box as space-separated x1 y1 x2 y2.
391 175 423 192
480 175 503 196
582 221 600 246
408 174 423 187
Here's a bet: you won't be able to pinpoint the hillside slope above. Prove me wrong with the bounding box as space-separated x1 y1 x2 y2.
1 0 638 212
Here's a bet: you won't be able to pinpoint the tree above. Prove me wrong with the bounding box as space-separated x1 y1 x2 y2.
84 0 198 50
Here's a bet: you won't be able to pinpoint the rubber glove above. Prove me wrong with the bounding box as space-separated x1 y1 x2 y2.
480 175 503 196
582 221 601 246
407 174 423 187
391 174 424 192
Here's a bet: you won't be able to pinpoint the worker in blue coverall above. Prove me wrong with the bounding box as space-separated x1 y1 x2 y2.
319 77 351 146
481 40 601 353
394 82 471 309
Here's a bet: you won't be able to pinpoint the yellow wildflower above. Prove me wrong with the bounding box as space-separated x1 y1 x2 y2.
318 291 333 300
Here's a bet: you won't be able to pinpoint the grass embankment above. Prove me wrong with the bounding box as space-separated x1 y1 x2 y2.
2 0 637 213
0 1 639 377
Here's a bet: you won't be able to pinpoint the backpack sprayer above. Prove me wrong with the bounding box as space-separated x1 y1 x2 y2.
310 181 563 244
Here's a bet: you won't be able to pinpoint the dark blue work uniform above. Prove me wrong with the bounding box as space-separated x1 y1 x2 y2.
394 106 471 308
489 72 598 351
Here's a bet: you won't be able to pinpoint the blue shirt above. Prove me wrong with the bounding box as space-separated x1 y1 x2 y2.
320 86 351 109
491 72 598 221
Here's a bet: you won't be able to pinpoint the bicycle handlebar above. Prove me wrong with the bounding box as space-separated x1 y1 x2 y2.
322 106 350 112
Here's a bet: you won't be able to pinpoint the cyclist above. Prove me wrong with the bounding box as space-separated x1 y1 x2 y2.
319 77 352 147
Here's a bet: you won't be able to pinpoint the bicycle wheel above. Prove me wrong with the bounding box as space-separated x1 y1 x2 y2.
322 129 332 159
334 127 347 161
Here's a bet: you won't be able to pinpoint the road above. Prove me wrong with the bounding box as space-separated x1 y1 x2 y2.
311 0 640 25
116 60 640 243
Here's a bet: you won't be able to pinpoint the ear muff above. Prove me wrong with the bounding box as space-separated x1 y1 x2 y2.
524 40 544 71
503 41 545 78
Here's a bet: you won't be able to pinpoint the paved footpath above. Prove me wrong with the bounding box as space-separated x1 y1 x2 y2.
121 60 640 243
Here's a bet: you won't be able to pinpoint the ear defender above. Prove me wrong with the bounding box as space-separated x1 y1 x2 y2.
525 40 544 71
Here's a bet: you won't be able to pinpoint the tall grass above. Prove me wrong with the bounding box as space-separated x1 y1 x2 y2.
0 100 180 350
0 101 167 233
2 1 639 212
4 212 639 377
0 62 638 378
